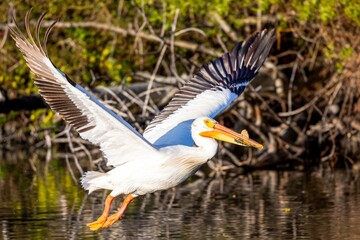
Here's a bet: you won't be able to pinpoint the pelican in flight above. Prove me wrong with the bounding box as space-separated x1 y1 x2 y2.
10 11 275 230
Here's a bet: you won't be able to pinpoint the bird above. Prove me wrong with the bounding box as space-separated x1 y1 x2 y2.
9 10 275 231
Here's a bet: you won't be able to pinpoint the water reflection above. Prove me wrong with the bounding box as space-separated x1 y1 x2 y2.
1 149 360 239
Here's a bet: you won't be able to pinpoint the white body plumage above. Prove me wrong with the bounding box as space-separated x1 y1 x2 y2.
82 117 219 197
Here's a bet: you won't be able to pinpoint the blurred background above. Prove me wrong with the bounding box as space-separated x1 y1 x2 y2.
0 1 359 239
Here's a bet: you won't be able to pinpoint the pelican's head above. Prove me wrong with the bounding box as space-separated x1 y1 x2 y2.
191 117 263 149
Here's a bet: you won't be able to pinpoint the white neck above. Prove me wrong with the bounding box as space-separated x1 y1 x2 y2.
193 136 218 160
190 119 219 161
169 138 217 177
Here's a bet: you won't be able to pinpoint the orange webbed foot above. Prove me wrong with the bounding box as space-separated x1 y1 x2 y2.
86 194 135 230
101 194 135 229
101 212 122 228
87 215 108 231
87 195 114 231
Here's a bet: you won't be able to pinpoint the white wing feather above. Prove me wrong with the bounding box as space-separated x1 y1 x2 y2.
10 13 160 167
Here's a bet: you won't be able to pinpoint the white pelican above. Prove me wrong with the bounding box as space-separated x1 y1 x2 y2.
10 11 275 230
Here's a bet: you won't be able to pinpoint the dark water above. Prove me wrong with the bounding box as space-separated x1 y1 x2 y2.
1 150 360 239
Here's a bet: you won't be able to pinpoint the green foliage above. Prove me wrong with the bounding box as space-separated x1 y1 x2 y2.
0 111 20 125
342 0 360 25
339 45 353 60
259 0 285 12
292 0 360 25
29 109 56 129
334 45 354 72
137 0 232 19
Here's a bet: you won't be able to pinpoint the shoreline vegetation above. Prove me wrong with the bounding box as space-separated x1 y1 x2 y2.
0 1 359 176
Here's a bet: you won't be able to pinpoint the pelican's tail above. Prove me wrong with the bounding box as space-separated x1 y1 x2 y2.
81 171 111 194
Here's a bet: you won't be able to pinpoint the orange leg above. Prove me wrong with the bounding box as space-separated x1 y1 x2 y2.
101 194 135 228
87 195 114 231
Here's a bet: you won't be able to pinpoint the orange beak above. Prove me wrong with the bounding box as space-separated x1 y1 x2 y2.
199 122 263 149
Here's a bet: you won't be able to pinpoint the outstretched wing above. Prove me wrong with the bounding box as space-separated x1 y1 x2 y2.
143 29 275 147
10 11 159 167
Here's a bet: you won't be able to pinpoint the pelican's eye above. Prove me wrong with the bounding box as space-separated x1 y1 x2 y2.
203 119 215 128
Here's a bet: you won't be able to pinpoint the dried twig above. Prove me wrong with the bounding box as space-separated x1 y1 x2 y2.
2 20 222 56
142 45 168 115
211 12 238 41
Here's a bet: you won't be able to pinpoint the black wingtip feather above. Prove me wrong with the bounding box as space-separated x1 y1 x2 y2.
228 28 275 94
